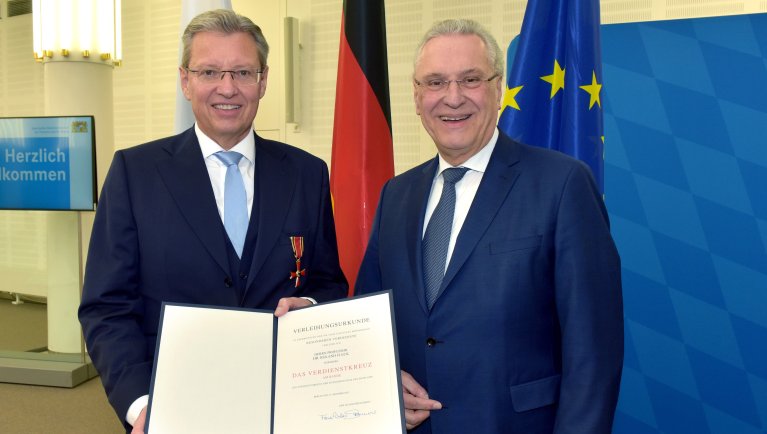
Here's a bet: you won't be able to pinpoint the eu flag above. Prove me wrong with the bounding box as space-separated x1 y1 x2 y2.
497 0 604 191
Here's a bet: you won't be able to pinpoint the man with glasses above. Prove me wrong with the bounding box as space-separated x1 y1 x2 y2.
79 9 347 433
356 19 623 433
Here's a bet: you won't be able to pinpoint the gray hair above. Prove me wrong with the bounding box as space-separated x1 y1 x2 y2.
181 9 269 68
414 19 503 77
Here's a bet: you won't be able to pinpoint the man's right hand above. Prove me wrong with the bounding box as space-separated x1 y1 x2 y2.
131 406 147 434
401 370 442 430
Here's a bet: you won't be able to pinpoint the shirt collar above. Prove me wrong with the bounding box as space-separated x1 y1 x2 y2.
436 128 499 175
195 123 256 164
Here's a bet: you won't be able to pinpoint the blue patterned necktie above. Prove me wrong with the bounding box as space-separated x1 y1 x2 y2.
214 151 248 257
422 167 469 309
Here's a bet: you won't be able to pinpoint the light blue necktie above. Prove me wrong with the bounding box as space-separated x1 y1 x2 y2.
215 151 248 257
422 167 469 310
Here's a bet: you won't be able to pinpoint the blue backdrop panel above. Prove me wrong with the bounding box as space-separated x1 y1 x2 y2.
603 13 767 434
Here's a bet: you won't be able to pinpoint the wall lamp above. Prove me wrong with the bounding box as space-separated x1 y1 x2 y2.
32 0 122 66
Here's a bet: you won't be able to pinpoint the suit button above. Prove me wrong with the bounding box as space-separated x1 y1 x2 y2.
426 338 437 347
239 272 247 280
224 277 233 287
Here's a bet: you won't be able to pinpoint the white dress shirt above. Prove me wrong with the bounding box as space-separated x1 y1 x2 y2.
422 128 498 273
197 124 256 221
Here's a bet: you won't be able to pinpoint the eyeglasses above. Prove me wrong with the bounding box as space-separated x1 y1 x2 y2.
414 74 500 92
186 68 265 85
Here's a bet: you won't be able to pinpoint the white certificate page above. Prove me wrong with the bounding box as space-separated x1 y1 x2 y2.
272 292 404 434
147 305 275 434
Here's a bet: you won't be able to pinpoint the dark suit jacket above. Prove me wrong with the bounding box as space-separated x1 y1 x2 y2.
78 128 347 426
356 132 623 434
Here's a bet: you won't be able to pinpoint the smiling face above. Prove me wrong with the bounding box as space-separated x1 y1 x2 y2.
414 34 502 165
180 31 268 150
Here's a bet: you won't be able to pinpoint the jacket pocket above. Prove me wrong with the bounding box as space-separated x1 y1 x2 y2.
509 374 561 412
489 235 541 255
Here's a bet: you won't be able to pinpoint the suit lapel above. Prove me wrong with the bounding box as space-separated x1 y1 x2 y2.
438 135 521 296
156 129 230 274
411 158 439 314
245 137 296 290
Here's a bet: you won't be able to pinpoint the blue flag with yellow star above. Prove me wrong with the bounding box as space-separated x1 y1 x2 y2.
497 0 604 191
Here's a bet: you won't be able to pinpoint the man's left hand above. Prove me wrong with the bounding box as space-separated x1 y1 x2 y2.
274 297 312 317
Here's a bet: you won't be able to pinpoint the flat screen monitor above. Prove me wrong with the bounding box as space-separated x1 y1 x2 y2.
0 116 97 211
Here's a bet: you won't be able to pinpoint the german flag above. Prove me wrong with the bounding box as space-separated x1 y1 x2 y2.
331 0 394 295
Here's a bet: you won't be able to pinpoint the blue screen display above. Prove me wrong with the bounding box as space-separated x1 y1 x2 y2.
0 116 96 211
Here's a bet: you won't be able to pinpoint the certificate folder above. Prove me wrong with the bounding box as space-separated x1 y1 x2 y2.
146 291 405 434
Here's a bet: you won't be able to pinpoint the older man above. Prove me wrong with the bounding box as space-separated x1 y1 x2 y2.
356 19 623 434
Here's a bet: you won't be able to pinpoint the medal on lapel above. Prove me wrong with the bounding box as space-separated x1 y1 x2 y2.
289 236 306 287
